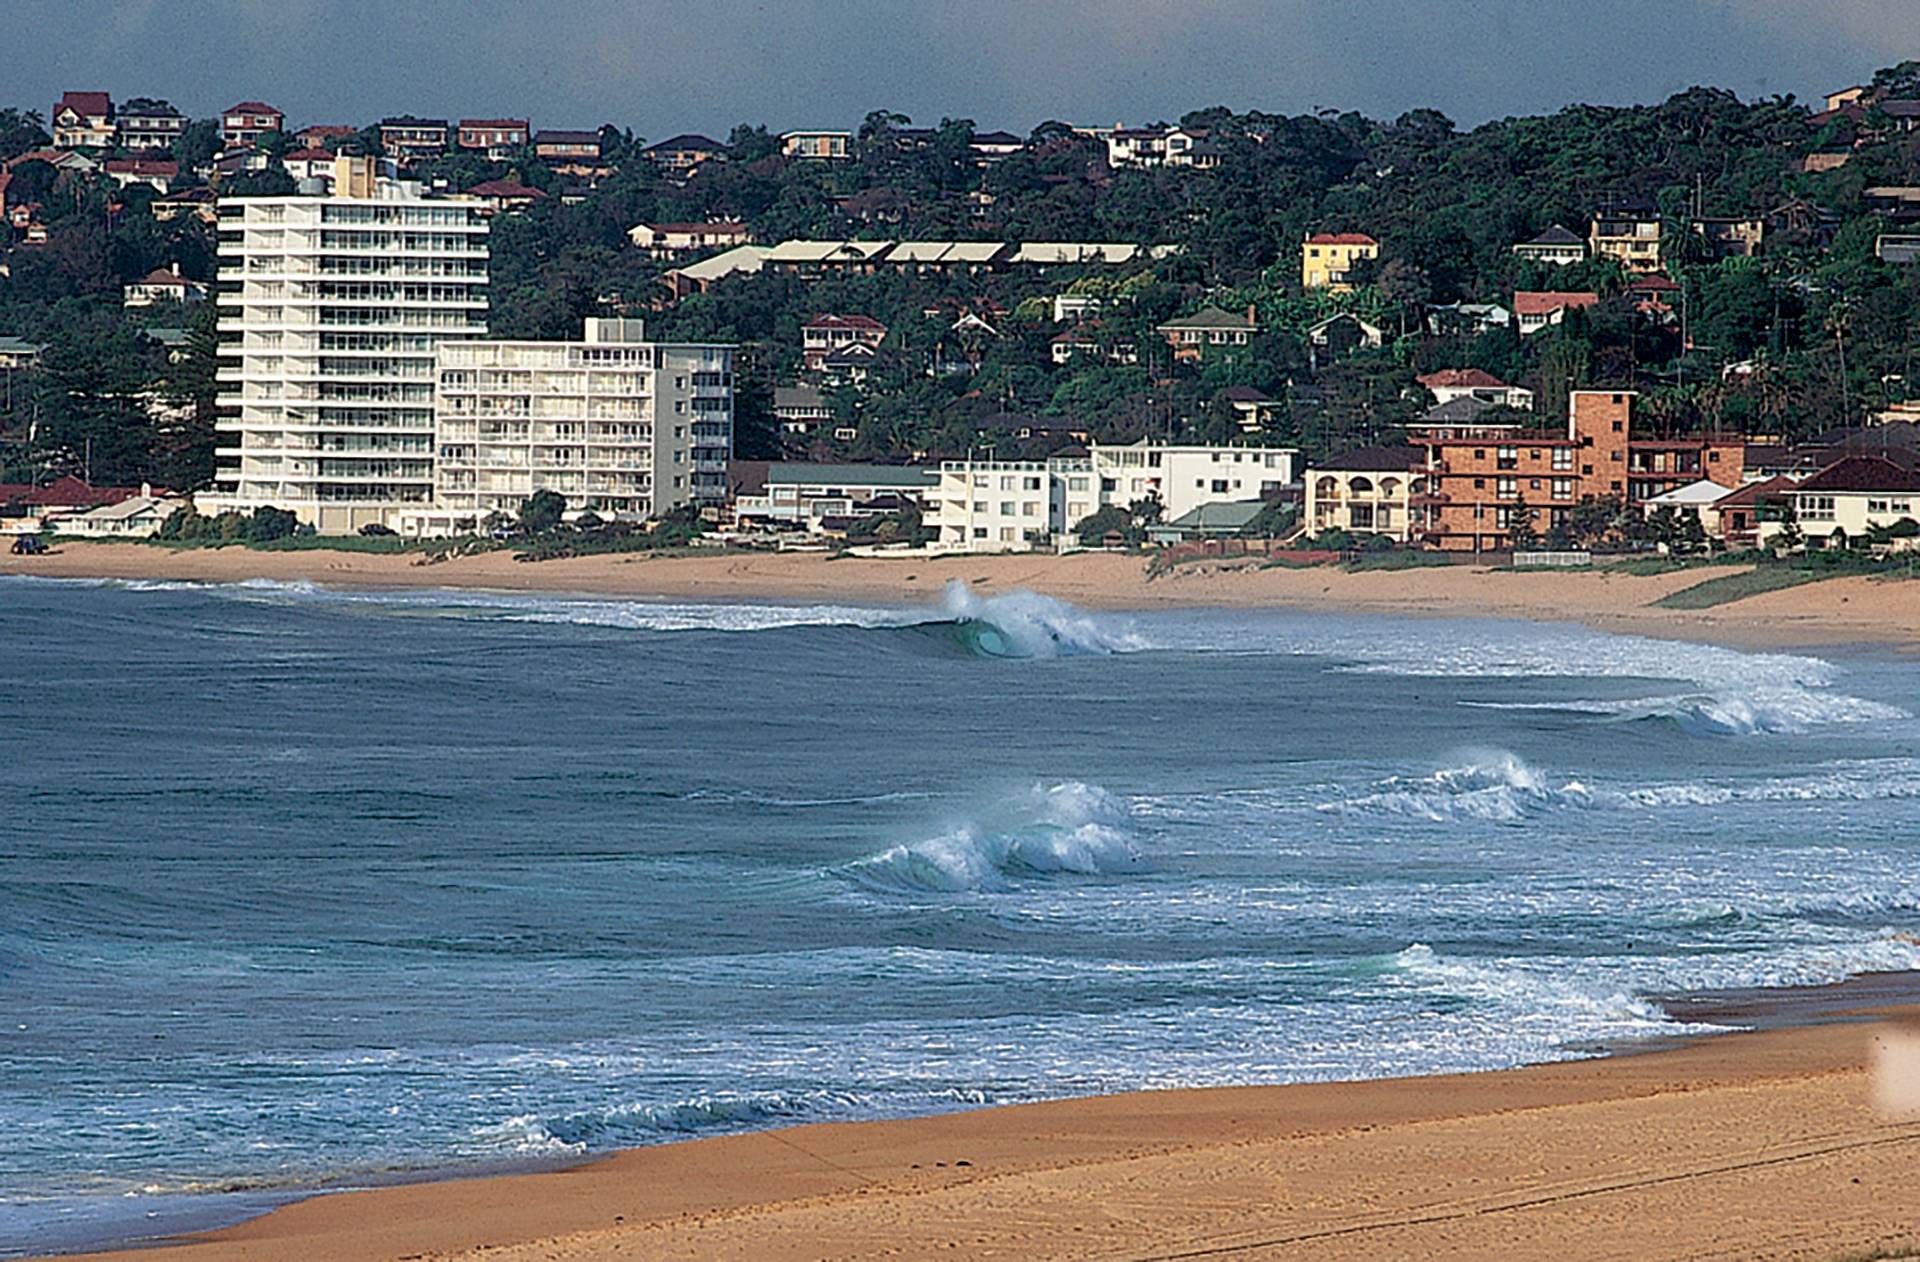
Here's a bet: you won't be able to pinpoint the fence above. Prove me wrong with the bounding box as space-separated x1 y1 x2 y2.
1512 550 1594 568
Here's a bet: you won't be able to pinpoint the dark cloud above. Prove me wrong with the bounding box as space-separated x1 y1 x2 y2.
10 1 1910 135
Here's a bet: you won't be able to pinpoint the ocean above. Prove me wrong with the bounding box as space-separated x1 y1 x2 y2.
3 575 1917 1255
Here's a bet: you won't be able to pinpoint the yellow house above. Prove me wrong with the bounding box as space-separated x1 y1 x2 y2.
1305 446 1423 542
1302 233 1378 292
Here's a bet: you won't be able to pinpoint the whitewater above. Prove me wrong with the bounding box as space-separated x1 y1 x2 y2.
2 575 1918 1255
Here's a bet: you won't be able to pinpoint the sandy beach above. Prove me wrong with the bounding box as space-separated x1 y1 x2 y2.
18 541 1920 1261
5 541 1919 651
53 1001 1920 1262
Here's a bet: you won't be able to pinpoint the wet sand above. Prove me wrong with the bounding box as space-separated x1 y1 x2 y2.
56 998 1920 1262
6 541 1919 651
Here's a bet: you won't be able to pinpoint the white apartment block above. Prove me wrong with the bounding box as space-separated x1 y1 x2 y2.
929 443 1300 551
930 456 1086 550
205 156 490 533
425 319 732 529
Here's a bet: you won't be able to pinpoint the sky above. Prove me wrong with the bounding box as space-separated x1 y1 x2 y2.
9 0 1915 138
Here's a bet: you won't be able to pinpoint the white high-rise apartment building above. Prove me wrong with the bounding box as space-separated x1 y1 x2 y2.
423 318 732 529
205 155 490 533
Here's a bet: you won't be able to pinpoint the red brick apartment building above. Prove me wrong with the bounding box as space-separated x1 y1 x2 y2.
1409 390 1746 550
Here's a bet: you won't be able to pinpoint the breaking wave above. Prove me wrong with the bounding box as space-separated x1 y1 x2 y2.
842 781 1145 893
1326 751 1594 821
1329 753 1920 821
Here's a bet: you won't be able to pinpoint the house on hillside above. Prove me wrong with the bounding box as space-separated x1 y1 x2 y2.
1157 305 1258 361
643 134 725 172
457 119 530 158
1588 199 1663 272
1879 233 1920 264
969 130 1025 161
1302 233 1378 291
122 263 207 308
1219 385 1283 432
118 99 186 151
1512 224 1586 266
1304 313 1384 369
283 148 338 183
628 221 755 258
534 129 603 161
220 102 284 146
1105 126 1217 169
782 130 850 160
378 117 450 161
1050 322 1137 366
297 124 358 149
773 386 833 437
1513 291 1600 336
51 92 114 149
1417 368 1533 410
802 315 888 372
1693 216 1764 259
153 185 219 224
461 180 547 215
102 159 178 194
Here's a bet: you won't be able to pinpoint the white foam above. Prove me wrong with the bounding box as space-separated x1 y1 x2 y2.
940 581 1146 657
844 781 1144 893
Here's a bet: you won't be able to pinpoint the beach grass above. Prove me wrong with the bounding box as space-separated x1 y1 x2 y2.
1654 565 1837 608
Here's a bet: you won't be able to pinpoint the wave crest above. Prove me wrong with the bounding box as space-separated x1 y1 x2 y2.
1326 751 1592 822
939 582 1143 658
843 781 1144 893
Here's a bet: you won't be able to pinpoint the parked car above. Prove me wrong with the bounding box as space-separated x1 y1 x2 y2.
10 535 49 555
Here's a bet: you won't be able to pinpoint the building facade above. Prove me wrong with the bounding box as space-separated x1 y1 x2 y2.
1305 446 1423 543
429 319 732 527
927 443 1300 551
204 155 491 533
1302 232 1378 291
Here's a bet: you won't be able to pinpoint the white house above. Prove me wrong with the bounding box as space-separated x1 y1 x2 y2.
122 263 208 308
1764 456 1920 547
733 463 938 532
54 492 186 538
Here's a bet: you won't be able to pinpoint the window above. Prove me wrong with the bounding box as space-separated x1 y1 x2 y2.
973 527 987 539
999 501 1015 515
1000 476 1015 491
1611 421 1623 432
1497 446 1518 470
1022 502 1038 517
1552 479 1573 500
1068 477 1089 492
972 500 986 513
1802 495 1836 521
1529 479 1542 490
1023 476 1041 491
1211 479 1229 493
1552 449 1573 471
1497 477 1517 498
1473 477 1485 489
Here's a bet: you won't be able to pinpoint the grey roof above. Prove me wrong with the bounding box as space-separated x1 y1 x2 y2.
1525 224 1584 246
1882 100 1920 118
1162 500 1267 530
0 336 49 355
765 463 937 489
1423 395 1496 422
773 385 827 410
141 326 189 347
1158 305 1255 331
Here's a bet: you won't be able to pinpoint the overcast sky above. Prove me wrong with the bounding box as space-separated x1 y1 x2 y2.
11 1 1914 137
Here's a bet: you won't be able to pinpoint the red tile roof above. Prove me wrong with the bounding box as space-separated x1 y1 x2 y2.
58 92 111 118
224 102 282 116
284 147 336 162
19 476 141 508
1306 232 1378 246
1513 291 1600 316
1417 368 1509 390
135 265 193 286
299 125 358 138
1795 456 1920 494
104 159 178 176
459 119 529 130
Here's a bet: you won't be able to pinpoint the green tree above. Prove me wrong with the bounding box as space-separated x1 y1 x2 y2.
520 488 567 532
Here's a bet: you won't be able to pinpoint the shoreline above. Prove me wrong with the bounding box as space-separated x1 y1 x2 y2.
42 973 1920 1262
5 540 1920 653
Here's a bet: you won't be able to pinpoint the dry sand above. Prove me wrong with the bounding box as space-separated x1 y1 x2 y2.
6 541 1920 651
58 1012 1920 1262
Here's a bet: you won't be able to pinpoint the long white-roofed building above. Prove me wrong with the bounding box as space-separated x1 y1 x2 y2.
204 155 490 533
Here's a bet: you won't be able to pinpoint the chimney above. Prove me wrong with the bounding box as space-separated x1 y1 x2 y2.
1246 303 1257 327
170 261 180 276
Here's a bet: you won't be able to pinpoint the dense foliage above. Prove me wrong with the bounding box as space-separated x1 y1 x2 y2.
3 64 1919 490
